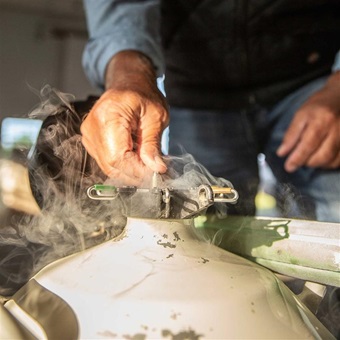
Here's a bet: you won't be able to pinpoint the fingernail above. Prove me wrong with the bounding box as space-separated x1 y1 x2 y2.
154 155 164 165
154 155 167 172
277 145 285 156
285 163 297 173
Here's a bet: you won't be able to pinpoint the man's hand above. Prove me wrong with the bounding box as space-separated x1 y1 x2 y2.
80 51 169 185
277 72 340 172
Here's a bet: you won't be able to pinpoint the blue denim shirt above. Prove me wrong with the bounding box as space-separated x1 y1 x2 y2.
82 0 340 90
332 51 340 73
82 0 163 90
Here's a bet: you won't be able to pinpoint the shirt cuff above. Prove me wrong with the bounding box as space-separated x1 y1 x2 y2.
332 50 340 72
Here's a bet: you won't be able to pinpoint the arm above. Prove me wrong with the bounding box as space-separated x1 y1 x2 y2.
82 0 164 88
277 53 340 172
81 1 168 185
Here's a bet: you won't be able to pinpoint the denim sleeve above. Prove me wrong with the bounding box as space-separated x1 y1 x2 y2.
332 50 340 72
82 0 164 89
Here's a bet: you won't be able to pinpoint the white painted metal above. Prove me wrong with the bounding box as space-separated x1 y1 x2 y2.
5 218 334 339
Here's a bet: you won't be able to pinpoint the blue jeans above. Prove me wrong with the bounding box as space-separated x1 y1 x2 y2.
167 77 340 222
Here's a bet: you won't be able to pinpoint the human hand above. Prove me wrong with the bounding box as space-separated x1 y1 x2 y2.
80 51 169 185
277 72 340 172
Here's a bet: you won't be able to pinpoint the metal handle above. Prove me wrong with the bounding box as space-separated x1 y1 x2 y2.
87 185 118 200
211 186 239 203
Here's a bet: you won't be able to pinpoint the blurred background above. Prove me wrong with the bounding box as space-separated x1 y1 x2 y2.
0 0 103 234
0 0 99 156
0 0 98 109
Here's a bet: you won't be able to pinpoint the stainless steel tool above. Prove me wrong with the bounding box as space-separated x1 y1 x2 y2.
87 173 239 219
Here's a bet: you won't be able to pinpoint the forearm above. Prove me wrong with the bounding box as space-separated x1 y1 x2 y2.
82 0 163 89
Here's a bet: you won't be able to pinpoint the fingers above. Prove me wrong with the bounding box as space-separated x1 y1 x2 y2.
276 115 307 159
305 126 340 168
82 129 146 186
80 97 144 184
277 74 340 172
80 89 169 184
277 104 340 172
284 129 339 172
138 107 168 173
140 147 167 174
280 116 327 172
326 151 340 169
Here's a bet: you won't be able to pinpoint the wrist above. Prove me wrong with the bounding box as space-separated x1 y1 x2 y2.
327 70 340 87
105 50 158 92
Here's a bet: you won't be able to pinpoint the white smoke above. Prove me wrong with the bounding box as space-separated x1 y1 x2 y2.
0 86 235 296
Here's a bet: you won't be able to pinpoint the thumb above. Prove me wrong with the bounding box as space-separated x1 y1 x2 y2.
141 145 167 173
138 115 167 173
139 130 167 173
